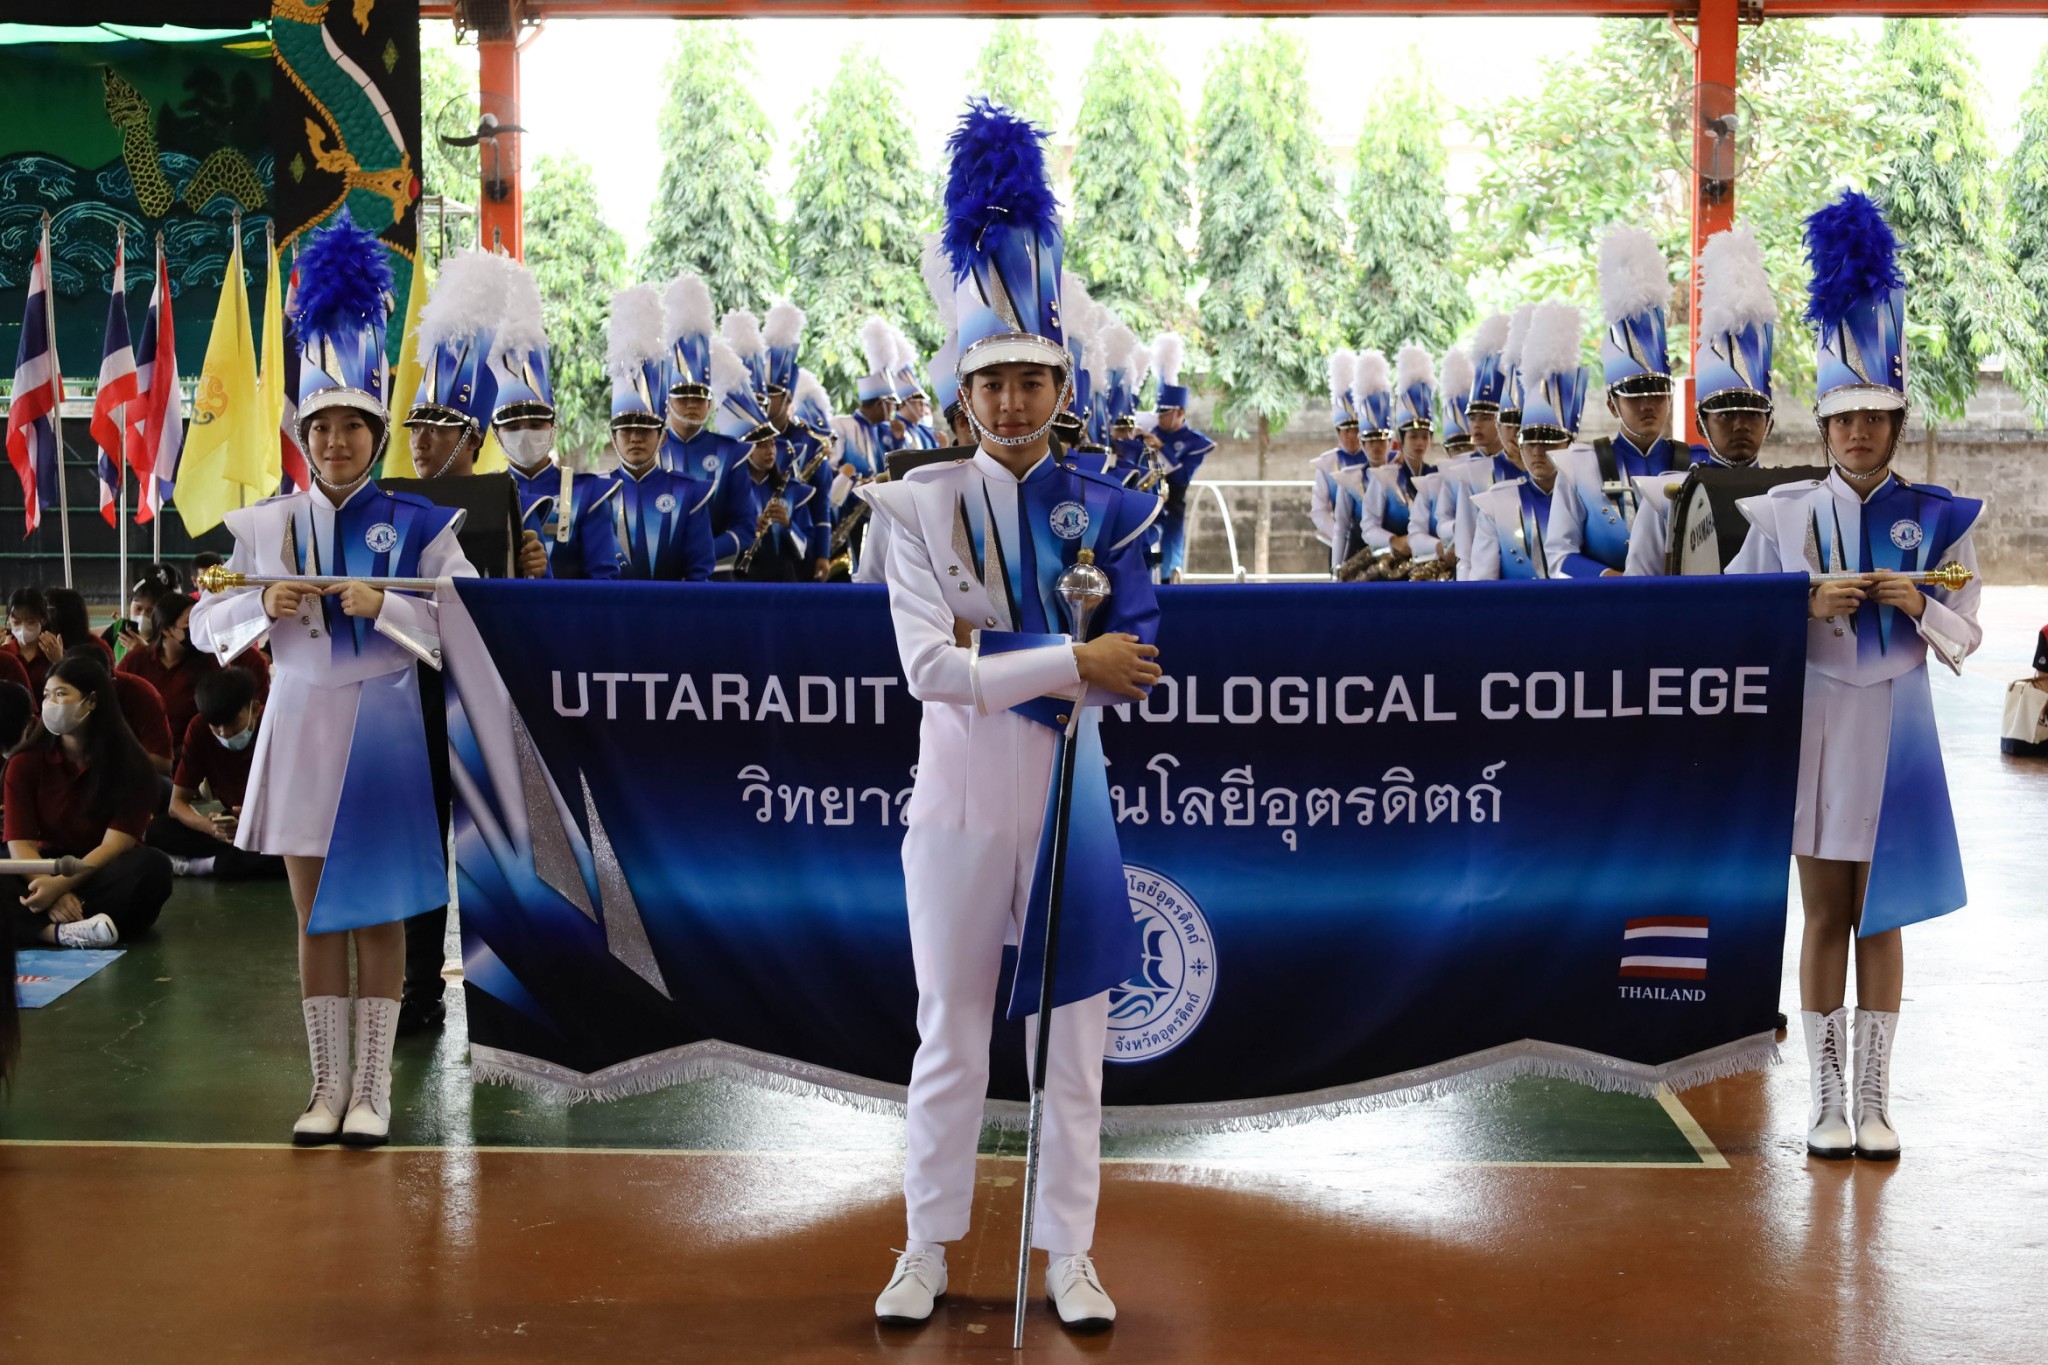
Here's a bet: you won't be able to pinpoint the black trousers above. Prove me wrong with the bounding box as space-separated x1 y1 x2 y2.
407 664 453 1004
143 816 286 880
5 846 173 948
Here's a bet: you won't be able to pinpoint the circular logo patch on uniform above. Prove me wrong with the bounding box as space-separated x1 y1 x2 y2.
655 493 679 514
702 455 722 474
1106 867 1215 1064
364 523 398 553
1890 519 1924 551
1049 500 1090 540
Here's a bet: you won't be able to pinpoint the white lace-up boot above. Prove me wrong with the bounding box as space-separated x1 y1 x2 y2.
292 996 352 1146
1046 1252 1116 1331
1853 1008 1901 1160
874 1246 947 1325
1800 1007 1854 1159
341 996 401 1148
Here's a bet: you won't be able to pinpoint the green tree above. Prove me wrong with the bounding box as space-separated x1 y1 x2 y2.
1195 22 1344 440
2005 46 2048 416
1463 19 1914 407
1876 19 2040 420
1349 61 1469 352
967 20 1059 131
786 49 936 404
418 36 478 256
526 154 628 465
637 22 783 313
1067 24 1193 340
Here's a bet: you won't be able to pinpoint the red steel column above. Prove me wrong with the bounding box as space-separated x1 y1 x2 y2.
1686 0 1740 444
478 32 523 259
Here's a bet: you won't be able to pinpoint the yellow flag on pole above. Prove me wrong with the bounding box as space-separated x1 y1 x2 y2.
253 232 286 502
384 259 430 477
175 228 266 536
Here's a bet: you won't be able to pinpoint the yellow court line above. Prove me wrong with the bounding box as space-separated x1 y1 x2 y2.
1654 1084 1731 1169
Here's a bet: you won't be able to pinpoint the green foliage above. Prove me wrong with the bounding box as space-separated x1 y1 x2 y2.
1348 61 1469 352
636 23 783 313
1067 24 1193 341
2005 46 2048 417
525 154 629 464
1462 19 1909 406
786 48 937 406
1195 23 1345 439
1876 19 2041 422
418 36 478 256
967 20 1059 131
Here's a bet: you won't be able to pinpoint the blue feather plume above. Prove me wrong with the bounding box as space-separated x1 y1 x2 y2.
290 208 393 350
1803 189 1902 328
941 98 1058 276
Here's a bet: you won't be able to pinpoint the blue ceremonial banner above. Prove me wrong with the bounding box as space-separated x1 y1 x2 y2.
443 578 1807 1125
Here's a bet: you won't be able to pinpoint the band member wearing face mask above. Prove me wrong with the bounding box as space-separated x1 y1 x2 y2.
144 666 284 880
1728 192 1979 1165
189 213 478 1149
1465 304 1587 581
608 292 717 583
5 654 173 952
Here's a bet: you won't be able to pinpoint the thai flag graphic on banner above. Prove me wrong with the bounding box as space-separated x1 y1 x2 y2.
133 238 183 522
1619 917 1709 980
5 220 64 535
91 235 139 527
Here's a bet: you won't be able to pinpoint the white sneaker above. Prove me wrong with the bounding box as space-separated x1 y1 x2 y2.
1046 1252 1116 1331
55 914 119 949
874 1247 946 1325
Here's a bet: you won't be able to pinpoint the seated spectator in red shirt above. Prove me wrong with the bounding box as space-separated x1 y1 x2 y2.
0 646 27 699
100 563 184 666
146 668 283 880
0 678 28 1080
117 591 267 761
3 654 172 950
6 587 60 697
64 645 173 780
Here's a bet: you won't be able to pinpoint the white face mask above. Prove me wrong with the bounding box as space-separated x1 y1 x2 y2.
131 614 156 640
42 698 90 736
218 722 257 752
499 427 554 468
12 625 39 649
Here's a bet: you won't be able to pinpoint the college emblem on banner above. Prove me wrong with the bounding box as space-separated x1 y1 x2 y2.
1049 500 1089 540
365 523 398 553
1890 519 1924 551
1106 866 1215 1062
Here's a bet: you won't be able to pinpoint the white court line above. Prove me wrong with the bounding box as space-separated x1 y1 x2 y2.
1654 1084 1730 1169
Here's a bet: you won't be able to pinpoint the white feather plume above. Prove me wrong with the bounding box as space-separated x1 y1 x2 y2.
1082 331 1110 391
1395 344 1434 392
1100 321 1138 377
1152 332 1185 387
1471 311 1510 359
1327 350 1356 405
1519 302 1584 384
1129 343 1153 394
889 324 917 371
1355 349 1391 396
794 368 832 417
605 284 665 377
494 257 547 355
1061 272 1097 337
859 316 895 376
1599 225 1671 326
417 250 502 350
922 235 960 330
1440 345 1474 401
663 274 714 344
1503 305 1536 372
1698 224 1777 342
763 299 805 350
720 308 764 359
709 337 754 403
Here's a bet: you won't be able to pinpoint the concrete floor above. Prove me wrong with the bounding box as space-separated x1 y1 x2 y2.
4 588 2046 1363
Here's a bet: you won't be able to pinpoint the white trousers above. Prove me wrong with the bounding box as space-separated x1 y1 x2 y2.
899 713 1109 1255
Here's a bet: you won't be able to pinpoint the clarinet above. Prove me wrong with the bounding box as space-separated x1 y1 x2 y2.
733 464 792 579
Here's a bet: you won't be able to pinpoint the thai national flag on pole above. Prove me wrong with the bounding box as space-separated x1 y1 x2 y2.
274 255 306 494
133 236 183 522
91 232 139 528
5 218 64 536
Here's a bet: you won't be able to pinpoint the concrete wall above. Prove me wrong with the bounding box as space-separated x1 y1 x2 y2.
1180 372 2048 584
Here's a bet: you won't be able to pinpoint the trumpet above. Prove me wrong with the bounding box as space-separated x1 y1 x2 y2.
1811 561 1972 590
195 565 440 594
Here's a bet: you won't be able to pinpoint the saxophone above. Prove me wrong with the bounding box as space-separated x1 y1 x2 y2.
828 471 888 580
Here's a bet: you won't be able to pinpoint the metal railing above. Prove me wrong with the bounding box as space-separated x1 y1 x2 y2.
1178 478 1329 583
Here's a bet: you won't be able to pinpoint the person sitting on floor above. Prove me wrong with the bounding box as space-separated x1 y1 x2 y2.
147 668 284 880
116 591 268 765
5 587 58 696
100 563 184 664
3 654 173 951
62 645 174 781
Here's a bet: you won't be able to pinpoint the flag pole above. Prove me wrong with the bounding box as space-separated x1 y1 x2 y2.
44 214 71 588
115 223 129 604
151 232 164 565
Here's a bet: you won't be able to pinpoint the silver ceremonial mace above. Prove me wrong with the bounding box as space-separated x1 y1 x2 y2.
1013 547 1112 1350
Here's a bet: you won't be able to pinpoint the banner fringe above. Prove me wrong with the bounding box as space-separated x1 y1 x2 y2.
468 1032 1779 1135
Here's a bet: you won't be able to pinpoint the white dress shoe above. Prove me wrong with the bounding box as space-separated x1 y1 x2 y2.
293 995 352 1147
875 1247 946 1325
341 996 401 1148
1801 1008 1854 1159
55 913 119 949
1046 1252 1116 1331
1853 1008 1901 1161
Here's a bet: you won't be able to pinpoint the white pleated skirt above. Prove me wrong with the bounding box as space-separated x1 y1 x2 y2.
1795 669 1893 863
234 671 364 859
